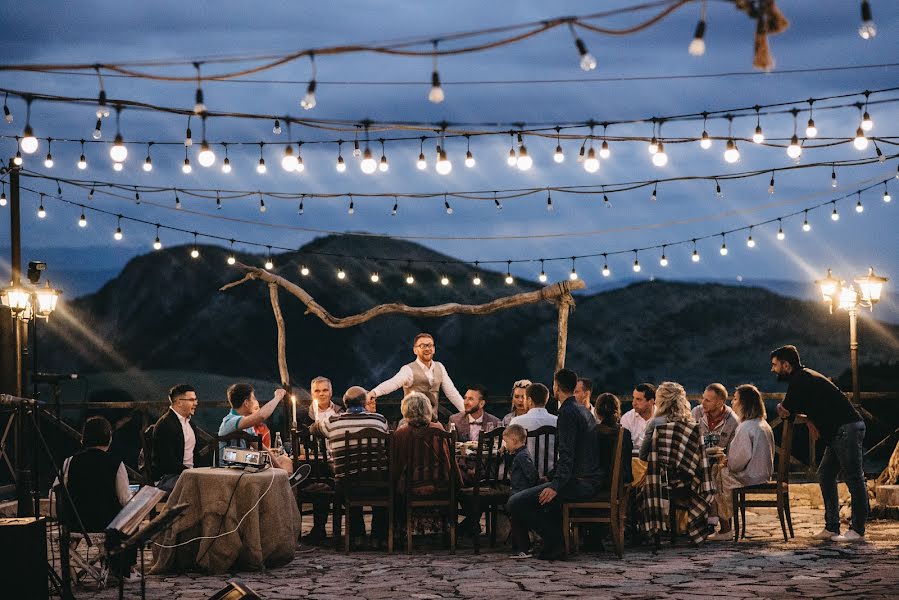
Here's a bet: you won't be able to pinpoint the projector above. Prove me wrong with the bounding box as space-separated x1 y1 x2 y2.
221 446 268 468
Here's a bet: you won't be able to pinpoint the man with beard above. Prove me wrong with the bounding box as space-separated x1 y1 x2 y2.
772 345 867 543
449 384 501 442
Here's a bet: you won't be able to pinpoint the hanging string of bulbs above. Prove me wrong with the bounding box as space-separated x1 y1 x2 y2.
14 153 896 219
8 166 893 283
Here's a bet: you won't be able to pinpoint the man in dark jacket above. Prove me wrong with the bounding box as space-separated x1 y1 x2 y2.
772 345 867 542
152 383 210 492
506 369 604 560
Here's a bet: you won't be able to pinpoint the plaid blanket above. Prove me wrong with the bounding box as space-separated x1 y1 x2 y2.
642 420 715 544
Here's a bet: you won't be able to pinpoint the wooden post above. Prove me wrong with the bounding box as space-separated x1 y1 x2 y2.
268 283 291 432
555 291 573 373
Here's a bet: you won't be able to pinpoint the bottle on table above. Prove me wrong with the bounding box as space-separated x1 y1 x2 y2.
273 432 284 455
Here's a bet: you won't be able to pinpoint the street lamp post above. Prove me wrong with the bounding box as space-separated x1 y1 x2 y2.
815 267 888 405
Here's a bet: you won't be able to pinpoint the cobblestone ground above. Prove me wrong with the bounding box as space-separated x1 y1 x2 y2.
76 505 899 600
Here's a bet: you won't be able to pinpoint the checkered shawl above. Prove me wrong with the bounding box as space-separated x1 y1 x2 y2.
642 420 715 544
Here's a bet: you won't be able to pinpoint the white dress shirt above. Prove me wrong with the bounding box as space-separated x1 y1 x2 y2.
175 411 196 468
371 359 465 412
311 401 341 423
621 408 653 451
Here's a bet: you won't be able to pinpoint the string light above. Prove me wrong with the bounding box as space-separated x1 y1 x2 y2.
222 144 232 173
272 119 281 135
752 106 765 143
2 93 11 124
714 179 722 198
392 196 398 216
516 137 533 171
746 226 756 248
538 259 547 283
776 219 785 240
853 125 868 150
43 139 54 168
114 215 123 240
659 246 668 267
300 54 317 110
599 136 611 160
257 143 267 173
190 232 200 258
336 141 347 172
296 143 307 172
650 182 657 202
546 191 554 212
379 139 389 172
37 194 46 218
436 146 452 175
0 183 5 206
569 257 578 281
405 266 414 285
577 140 586 163
416 138 428 170
353 131 361 158
861 98 874 131
371 271 380 283
298 194 305 215
472 262 481 286
553 128 565 163
92 117 102 140
855 192 864 213
700 112 712 150
601 254 610 277
428 42 445 103
360 144 377 175
494 191 502 210
143 143 153 172
110 108 127 163
831 201 840 221
20 99 38 154
723 116 739 163
193 63 206 114
505 261 514 285
216 191 222 210
465 135 476 168
300 264 310 276
831 164 838 188
691 239 700 262
583 145 599 173
184 116 193 146
78 206 87 227
719 233 728 256
652 141 668 167
632 250 641 273
805 100 818 138
348 196 355 214
175 192 181 209
444 194 453 214
859 1 877 39
884 182 892 203
264 247 274 270
688 2 706 57
569 23 596 71
802 210 812 232
874 140 885 163
281 143 297 172
227 240 236 265
768 172 775 194
259 193 266 213
13 148 23 166
441 274 450 286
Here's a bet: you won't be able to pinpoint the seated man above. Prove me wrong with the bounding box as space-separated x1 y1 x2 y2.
152 383 210 492
218 383 301 477
448 384 501 442
509 382 558 476
621 383 655 451
308 376 343 423
692 383 740 452
311 386 390 548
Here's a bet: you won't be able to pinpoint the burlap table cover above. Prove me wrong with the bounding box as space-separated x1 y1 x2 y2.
151 467 299 574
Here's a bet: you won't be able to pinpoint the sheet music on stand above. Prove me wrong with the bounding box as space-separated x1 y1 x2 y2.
107 486 166 537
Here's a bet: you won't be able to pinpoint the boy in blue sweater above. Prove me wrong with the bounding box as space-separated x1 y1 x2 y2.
504 424 538 558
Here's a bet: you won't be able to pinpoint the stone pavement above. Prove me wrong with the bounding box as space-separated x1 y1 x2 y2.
74 504 898 600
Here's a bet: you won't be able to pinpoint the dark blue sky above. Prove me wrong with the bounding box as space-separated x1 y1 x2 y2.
1 1 898 314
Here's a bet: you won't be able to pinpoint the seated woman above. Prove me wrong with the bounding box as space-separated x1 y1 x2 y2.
593 393 633 486
638 382 696 461
707 384 775 541
391 392 463 493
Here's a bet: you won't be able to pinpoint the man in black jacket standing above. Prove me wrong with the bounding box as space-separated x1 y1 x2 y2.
772 345 867 542
152 383 210 492
506 369 604 560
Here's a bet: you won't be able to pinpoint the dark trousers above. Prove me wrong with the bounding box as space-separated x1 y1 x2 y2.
819 421 868 535
510 516 530 552
349 507 388 539
506 479 601 551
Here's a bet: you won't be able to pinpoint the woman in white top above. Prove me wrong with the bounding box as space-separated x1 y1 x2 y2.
708 383 775 540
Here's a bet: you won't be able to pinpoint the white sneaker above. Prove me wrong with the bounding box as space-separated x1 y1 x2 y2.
509 551 532 559
812 528 839 540
832 530 865 543
707 530 735 541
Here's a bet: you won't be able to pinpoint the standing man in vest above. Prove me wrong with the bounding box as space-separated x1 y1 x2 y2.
367 333 465 420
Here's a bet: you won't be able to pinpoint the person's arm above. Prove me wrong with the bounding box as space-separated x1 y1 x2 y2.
237 389 286 430
521 454 539 488
115 463 131 506
549 408 575 491
439 366 465 413
369 365 413 400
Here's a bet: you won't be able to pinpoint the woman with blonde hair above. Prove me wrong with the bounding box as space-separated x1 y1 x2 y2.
638 381 693 460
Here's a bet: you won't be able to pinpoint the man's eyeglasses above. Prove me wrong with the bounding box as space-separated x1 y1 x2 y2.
416 343 435 349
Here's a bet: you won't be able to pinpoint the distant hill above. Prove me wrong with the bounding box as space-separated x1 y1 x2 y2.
40 234 899 396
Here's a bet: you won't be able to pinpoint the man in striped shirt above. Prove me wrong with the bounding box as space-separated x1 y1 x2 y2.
311 386 389 548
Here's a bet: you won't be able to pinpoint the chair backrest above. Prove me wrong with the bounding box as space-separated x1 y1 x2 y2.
596 424 625 504
140 424 155 484
340 427 390 485
527 425 558 480
404 427 457 497
472 425 506 487
776 418 795 485
295 427 333 484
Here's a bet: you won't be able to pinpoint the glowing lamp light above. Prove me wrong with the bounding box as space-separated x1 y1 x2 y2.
300 265 310 276
651 143 668 167
752 126 765 144
553 146 565 163
816 269 840 302
723 139 740 163
436 150 452 175
110 134 128 162
20 127 38 154
787 136 802 159
113 162 124 172
465 151 476 168
700 131 712 149
853 128 868 151
281 146 298 172
599 140 610 159
416 154 427 170
227 255 236 265
440 276 450 286
583 147 599 173
516 146 532 171
337 268 346 280
221 158 232 174
838 286 859 311
197 142 216 167
360 148 378 174
855 267 887 304
371 273 380 283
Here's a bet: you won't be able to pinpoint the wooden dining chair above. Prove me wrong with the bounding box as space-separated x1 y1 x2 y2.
338 428 393 553
400 427 458 554
732 417 795 542
294 428 340 547
527 425 558 481
561 425 628 558
459 425 508 553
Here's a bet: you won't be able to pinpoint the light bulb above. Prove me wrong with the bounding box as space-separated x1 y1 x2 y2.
803 219 811 232
257 158 267 174
805 119 818 138
347 200 354 215
787 136 802 159
516 146 532 171
505 273 514 285
538 271 547 283
583 148 599 173
688 20 706 56
723 139 740 163
182 158 192 174
265 259 274 270
143 156 153 172
602 264 610 277
651 143 668 167
599 140 610 159
221 157 232 173
692 250 700 262
113 162 123 172
700 131 712 150
859 1 877 39
92 119 102 140
294 153 304 174
3 105 11 124
227 255 236 265
855 200 864 213
78 213 87 227
861 112 873 132
633 260 641 273
336 268 345 280
153 237 162 250
831 171 838 188
371 273 380 283
465 151 476 168
197 142 216 167
336 155 347 172
648 138 659 155
574 36 597 71
360 148 377 174
507 148 517 167
777 227 785 241
281 146 298 172
436 151 452 175
21 127 38 154
110 134 128 162
747 236 756 248
473 275 481 286
13 151 23 166
884 189 892 203
184 128 193 147
37 204 47 218
404 274 414 285
440 276 450 286
831 207 840 221
300 265 310 276
416 153 427 170
569 269 578 281
0 193 6 206
720 243 728 256
379 154 389 172
44 153 54 168
853 127 868 150
301 86 317 110
752 126 765 144
114 227 123 240
660 255 668 267
191 248 200 259
553 145 565 163
272 120 281 135
428 71 445 103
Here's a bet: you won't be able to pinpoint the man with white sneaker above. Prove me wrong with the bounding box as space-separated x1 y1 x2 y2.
772 345 868 543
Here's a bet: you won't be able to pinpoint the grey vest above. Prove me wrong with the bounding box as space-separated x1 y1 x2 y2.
404 360 443 416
